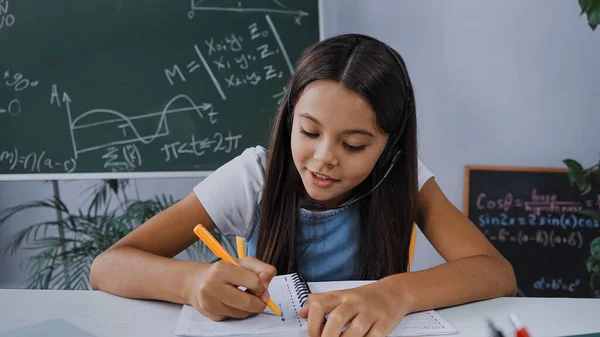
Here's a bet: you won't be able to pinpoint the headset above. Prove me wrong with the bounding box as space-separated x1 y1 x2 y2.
290 35 413 210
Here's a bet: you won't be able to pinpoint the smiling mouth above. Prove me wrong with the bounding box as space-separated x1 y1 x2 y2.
307 170 340 187
309 170 338 180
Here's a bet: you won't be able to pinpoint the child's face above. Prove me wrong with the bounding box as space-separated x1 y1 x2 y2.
291 80 389 208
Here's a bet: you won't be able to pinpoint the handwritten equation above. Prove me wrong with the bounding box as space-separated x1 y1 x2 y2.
160 131 242 162
164 17 291 101
476 189 600 215
0 0 15 31
0 147 77 173
4 70 38 92
0 98 20 116
477 212 600 230
1 69 37 117
483 228 584 249
102 144 141 172
533 277 581 293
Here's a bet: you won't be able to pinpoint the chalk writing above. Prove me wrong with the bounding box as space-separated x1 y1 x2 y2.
160 131 242 162
533 277 580 293
476 189 599 215
68 93 215 158
0 98 20 116
102 144 142 172
0 147 76 173
0 0 15 30
483 228 584 249
187 0 309 25
165 16 292 99
4 70 38 92
164 13 294 102
477 212 600 230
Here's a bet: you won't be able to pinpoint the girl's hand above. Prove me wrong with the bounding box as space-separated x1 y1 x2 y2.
186 257 277 321
299 278 412 337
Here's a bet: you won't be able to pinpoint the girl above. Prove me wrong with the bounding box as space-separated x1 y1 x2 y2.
91 33 516 337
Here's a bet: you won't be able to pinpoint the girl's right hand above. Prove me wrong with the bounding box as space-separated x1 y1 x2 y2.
186 256 278 321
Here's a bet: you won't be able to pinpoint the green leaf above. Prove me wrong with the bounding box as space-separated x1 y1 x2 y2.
580 0 593 14
588 255 600 273
592 237 600 259
579 0 600 30
581 184 593 196
564 159 584 184
106 179 120 194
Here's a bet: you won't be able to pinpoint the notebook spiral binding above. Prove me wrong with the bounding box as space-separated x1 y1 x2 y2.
291 273 311 307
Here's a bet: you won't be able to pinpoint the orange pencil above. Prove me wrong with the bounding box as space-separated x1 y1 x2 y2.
193 224 281 316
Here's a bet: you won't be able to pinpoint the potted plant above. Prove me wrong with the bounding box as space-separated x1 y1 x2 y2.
0 179 236 290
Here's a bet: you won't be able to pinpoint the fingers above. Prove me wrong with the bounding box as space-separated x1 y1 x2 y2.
194 298 253 321
322 305 358 337
192 259 276 321
219 283 268 313
238 256 278 285
307 299 327 337
303 293 341 337
214 260 268 299
364 319 387 337
340 314 376 337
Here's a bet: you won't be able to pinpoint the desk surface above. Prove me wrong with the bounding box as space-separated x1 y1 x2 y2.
0 289 599 337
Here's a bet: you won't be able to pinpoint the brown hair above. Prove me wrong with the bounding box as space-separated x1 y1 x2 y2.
256 34 418 280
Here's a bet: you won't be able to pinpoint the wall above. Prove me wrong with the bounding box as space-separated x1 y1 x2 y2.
1 0 600 287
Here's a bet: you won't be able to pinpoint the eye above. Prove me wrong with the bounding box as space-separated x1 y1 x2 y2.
300 128 318 138
344 143 366 152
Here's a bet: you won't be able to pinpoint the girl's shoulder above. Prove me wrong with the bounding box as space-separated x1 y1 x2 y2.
191 146 268 238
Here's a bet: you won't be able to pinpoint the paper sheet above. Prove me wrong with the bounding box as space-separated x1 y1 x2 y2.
175 277 457 336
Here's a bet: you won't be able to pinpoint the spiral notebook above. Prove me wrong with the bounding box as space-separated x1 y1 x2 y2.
174 273 457 336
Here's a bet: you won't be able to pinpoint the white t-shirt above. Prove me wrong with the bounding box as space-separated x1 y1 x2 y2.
193 146 434 238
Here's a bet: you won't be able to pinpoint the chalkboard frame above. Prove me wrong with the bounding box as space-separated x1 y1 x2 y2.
0 0 326 182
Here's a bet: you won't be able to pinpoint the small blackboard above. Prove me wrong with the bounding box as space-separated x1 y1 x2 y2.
464 165 600 298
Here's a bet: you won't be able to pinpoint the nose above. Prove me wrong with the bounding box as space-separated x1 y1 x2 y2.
313 140 338 167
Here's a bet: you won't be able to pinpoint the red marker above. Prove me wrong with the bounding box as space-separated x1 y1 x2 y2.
509 313 531 337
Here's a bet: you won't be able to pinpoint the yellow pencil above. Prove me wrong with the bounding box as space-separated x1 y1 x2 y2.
193 225 281 316
236 236 246 258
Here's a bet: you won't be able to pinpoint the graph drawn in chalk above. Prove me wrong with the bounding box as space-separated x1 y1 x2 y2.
188 0 309 23
66 93 214 158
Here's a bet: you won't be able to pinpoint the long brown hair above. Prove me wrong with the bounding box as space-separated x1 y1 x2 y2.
256 34 418 280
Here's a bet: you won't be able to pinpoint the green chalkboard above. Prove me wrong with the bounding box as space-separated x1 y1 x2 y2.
465 166 600 298
0 0 320 179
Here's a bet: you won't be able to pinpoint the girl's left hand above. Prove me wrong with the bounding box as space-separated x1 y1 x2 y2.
298 278 412 337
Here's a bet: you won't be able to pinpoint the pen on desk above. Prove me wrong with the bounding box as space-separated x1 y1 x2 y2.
193 224 281 317
509 313 531 337
487 319 505 337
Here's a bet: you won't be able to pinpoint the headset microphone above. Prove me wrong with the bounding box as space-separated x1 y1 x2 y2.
298 148 401 210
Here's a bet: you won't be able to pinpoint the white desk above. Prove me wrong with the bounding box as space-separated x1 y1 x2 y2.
0 289 599 337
